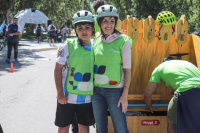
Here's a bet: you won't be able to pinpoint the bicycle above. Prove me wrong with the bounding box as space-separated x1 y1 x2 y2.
0 37 7 51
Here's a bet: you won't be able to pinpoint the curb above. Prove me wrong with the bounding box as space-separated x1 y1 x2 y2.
0 47 57 57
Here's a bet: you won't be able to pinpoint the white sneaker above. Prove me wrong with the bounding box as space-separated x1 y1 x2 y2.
49 44 52 46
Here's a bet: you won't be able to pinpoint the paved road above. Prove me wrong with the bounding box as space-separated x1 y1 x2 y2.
0 50 96 133
0 40 61 57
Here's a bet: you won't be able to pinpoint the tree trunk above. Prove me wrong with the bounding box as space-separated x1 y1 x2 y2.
82 0 84 10
6 8 12 24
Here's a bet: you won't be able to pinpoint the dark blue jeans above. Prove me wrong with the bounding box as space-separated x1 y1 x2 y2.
7 42 18 59
92 87 129 133
177 87 200 133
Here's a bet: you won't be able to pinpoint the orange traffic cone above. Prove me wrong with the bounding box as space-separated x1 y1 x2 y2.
10 63 14 73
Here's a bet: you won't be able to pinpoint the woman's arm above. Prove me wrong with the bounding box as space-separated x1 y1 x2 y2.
117 68 131 113
117 40 132 113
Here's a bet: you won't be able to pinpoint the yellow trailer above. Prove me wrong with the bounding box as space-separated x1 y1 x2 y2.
108 15 200 133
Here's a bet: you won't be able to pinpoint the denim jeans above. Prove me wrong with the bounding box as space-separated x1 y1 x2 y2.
7 42 18 59
92 87 129 133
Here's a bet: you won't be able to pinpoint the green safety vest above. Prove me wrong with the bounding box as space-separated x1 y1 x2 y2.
66 39 94 95
94 35 132 87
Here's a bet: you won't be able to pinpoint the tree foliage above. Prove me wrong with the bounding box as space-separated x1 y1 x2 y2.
0 0 199 32
105 0 200 32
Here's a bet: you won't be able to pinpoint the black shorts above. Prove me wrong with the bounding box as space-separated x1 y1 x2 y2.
55 102 95 127
36 34 41 37
48 35 56 39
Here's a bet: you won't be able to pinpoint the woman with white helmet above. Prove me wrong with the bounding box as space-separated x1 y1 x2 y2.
92 4 132 133
54 10 95 133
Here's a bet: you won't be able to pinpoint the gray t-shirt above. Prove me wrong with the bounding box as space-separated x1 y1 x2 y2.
62 28 69 36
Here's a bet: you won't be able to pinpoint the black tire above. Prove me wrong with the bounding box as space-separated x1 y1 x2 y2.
0 42 3 51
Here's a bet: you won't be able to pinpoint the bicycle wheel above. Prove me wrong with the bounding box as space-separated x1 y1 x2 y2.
0 42 3 51
3 38 7 47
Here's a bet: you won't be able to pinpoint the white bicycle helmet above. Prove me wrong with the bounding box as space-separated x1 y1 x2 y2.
96 5 119 19
72 10 95 27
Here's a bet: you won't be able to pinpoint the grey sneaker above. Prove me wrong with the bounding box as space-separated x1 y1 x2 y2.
14 58 18 62
6 59 11 63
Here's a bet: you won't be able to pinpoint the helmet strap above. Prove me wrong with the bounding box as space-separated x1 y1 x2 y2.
78 37 84 47
75 30 78 37
75 30 84 47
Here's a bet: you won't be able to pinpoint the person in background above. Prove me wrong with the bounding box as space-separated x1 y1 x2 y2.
57 30 63 43
35 24 43 43
0 124 3 133
2 23 7 38
48 21 56 46
5 17 21 63
61 25 69 43
67 28 71 38
40 24 44 42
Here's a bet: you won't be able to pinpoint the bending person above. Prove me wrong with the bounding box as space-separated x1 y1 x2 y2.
144 57 200 133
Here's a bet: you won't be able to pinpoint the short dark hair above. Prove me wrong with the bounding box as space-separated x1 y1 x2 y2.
97 16 118 26
13 17 18 20
93 0 107 14
75 22 94 29
162 56 175 63
75 22 95 37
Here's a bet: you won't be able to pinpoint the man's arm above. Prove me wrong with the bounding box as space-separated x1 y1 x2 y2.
144 82 158 113
54 62 68 104
9 25 21 36
9 32 20 36
49 26 56 31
